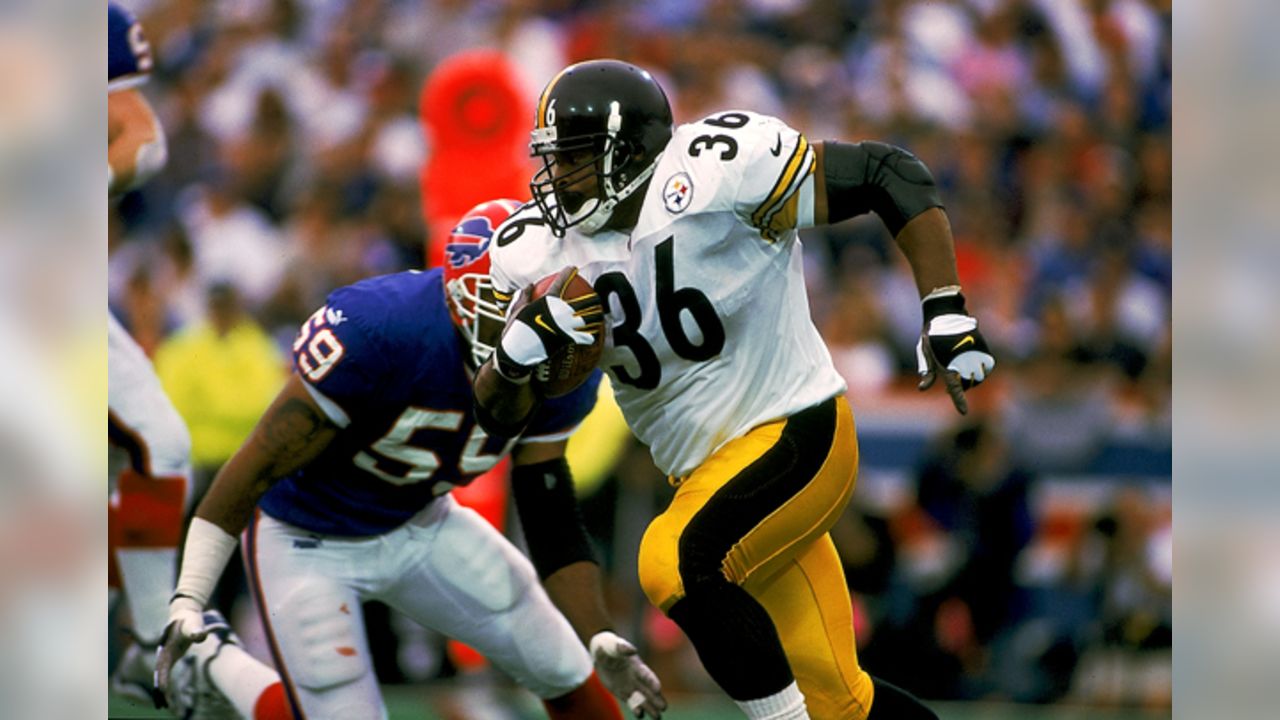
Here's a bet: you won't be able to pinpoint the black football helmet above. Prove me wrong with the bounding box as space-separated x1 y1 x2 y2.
529 59 673 236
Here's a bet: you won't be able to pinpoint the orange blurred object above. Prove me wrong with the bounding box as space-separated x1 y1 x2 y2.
419 50 535 267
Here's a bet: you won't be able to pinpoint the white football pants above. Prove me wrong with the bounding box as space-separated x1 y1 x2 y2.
243 494 592 719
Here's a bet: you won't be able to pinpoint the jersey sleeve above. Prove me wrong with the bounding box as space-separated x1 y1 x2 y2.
730 115 817 242
291 291 391 427
489 204 555 309
108 2 154 93
488 252 517 310
521 370 603 442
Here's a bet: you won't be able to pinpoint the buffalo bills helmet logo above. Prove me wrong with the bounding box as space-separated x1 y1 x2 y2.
445 216 497 268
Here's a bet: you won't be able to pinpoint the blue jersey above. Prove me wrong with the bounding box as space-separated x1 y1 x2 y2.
108 2 153 93
259 269 601 536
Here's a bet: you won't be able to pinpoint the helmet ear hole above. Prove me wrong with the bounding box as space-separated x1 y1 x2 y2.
612 139 636 185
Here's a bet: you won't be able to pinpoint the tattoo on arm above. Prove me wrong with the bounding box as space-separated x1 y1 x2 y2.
255 397 335 479
198 387 338 532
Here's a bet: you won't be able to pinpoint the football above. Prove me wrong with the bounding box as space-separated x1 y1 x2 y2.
528 269 606 397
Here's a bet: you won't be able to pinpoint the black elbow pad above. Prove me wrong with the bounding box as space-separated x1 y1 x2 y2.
511 458 597 579
822 140 942 235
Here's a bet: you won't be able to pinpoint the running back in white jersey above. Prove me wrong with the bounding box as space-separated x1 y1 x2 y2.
490 111 847 477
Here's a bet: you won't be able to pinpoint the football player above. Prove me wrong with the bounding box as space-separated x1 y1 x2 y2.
107 1 194 705
154 200 666 720
108 0 167 195
474 60 996 720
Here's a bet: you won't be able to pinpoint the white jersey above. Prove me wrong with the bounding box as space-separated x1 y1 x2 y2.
490 111 846 477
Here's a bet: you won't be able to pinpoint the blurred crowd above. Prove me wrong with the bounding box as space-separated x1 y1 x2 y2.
108 0 1171 710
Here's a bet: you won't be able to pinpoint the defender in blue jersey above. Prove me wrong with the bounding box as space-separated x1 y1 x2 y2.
155 201 665 719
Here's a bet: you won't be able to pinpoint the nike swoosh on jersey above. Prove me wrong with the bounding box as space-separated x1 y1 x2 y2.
770 133 783 157
951 335 976 352
535 314 555 333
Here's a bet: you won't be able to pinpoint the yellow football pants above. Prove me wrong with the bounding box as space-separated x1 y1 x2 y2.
637 395 873 719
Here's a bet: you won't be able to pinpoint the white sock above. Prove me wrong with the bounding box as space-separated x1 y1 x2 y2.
735 681 809 719
191 636 281 718
116 547 177 643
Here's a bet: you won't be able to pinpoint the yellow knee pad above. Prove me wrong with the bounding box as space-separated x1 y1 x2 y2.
637 516 684 612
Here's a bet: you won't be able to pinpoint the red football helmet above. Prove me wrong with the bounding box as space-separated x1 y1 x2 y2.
443 198 523 368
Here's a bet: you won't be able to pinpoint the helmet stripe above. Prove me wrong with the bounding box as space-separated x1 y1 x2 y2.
536 65 573 129
752 135 811 230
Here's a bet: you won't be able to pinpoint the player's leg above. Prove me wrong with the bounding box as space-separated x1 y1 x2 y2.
733 402 934 719
159 609 292 720
195 632 291 720
381 495 621 720
244 509 386 720
752 538 936 719
748 536 877 719
108 313 192 699
638 396 863 719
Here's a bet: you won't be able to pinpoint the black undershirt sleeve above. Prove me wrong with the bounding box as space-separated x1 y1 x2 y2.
510 457 597 579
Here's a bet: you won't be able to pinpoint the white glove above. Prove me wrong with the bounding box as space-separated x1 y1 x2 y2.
590 631 667 718
494 267 603 380
153 596 223 708
915 288 996 415
152 517 238 708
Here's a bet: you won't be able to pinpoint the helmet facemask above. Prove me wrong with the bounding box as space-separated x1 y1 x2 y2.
445 272 506 370
530 100 660 237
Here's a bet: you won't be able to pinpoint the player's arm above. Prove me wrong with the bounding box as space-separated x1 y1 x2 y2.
108 88 167 194
473 359 540 438
196 373 338 534
509 439 667 718
510 439 610 639
154 374 338 703
473 267 599 438
812 140 995 413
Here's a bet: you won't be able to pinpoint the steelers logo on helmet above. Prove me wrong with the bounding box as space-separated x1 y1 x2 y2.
442 199 523 368
530 59 674 237
662 172 693 214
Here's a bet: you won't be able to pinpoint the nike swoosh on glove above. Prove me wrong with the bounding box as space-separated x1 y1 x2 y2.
915 288 995 415
494 267 602 381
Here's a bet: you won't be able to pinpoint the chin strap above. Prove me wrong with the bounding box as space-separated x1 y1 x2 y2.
578 100 661 234
579 151 663 235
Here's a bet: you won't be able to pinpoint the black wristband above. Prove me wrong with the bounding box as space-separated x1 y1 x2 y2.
922 291 968 322
494 343 534 380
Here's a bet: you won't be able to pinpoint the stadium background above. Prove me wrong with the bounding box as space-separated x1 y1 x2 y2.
107 0 1171 717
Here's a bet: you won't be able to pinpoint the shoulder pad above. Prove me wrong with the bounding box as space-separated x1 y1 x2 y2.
489 204 558 302
660 111 809 226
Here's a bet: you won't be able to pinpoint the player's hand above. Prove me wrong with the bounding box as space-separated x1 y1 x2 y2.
153 596 223 708
494 267 602 381
915 288 995 415
590 631 667 718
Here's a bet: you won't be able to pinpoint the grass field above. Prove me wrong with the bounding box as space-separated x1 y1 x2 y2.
110 686 1172 720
